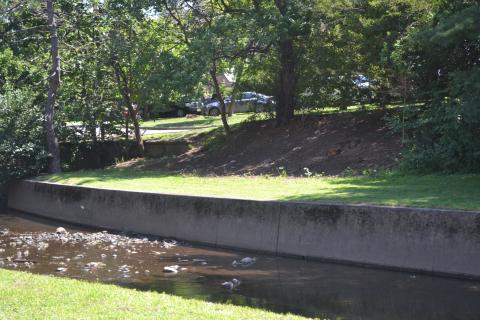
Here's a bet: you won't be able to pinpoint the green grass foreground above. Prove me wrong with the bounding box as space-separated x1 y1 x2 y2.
0 269 308 320
42 169 480 210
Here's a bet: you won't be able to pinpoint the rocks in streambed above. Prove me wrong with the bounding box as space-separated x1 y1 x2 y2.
56 227 68 234
6 228 178 255
84 261 106 271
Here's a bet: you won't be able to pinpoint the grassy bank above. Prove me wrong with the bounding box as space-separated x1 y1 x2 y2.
0 269 307 320
42 169 480 210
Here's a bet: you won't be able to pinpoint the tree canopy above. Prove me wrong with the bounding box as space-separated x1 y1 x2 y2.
0 0 479 179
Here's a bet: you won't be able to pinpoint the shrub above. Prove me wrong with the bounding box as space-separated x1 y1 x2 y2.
0 88 48 184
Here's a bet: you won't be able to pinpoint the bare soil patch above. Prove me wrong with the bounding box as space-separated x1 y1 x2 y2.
123 110 402 176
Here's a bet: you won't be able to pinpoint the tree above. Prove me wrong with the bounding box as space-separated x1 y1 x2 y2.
392 2 480 172
45 0 61 172
0 88 48 185
158 0 265 134
105 0 147 155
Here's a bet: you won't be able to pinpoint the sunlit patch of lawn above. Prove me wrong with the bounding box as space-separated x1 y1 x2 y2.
42 169 480 210
0 269 308 320
140 113 252 129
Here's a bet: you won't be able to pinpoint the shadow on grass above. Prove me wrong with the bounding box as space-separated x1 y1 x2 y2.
279 174 480 210
39 168 174 186
40 170 480 210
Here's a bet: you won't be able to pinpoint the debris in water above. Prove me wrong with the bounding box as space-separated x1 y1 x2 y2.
232 257 256 267
222 278 241 290
163 240 177 249
163 265 180 273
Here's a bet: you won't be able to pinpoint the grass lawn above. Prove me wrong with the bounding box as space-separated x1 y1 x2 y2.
141 128 212 141
140 113 252 129
0 269 307 320
42 169 480 210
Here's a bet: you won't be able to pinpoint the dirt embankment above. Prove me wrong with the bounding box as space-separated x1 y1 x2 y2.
127 109 402 176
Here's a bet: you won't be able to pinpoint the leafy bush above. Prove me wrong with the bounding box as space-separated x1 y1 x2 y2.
0 89 48 184
398 69 480 172
392 4 480 173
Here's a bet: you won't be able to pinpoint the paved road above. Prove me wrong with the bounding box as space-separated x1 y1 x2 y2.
69 125 207 137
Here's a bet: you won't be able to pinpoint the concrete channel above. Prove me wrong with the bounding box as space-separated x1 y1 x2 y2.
8 179 480 279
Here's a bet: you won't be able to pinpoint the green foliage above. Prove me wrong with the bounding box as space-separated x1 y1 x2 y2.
394 4 480 172
398 69 480 172
0 88 48 184
1 0 478 175
297 0 432 109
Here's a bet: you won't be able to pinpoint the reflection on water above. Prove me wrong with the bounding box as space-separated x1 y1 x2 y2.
1 210 480 320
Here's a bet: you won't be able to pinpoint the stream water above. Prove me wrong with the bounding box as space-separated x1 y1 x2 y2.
1 210 480 320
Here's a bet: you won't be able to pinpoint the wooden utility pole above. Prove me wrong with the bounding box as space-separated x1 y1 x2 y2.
45 0 61 173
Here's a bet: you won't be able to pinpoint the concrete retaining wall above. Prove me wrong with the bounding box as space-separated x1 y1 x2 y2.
8 180 480 279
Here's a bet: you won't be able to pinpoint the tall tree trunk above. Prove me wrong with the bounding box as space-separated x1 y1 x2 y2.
275 0 296 126
210 60 231 135
45 0 61 173
113 61 144 156
276 38 296 126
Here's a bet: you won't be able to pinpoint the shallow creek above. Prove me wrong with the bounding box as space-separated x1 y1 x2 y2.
1 210 480 320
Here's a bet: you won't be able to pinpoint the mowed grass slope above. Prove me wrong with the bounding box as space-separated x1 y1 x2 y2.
0 270 308 320
42 169 480 210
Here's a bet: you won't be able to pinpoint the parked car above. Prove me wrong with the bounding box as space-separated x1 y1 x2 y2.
155 104 189 118
202 97 232 116
202 92 274 116
185 101 204 114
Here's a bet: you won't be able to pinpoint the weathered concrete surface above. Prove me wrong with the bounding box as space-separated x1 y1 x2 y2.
8 180 480 278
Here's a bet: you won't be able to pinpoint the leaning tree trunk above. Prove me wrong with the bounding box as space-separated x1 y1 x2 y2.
113 61 144 156
210 60 231 135
45 0 61 173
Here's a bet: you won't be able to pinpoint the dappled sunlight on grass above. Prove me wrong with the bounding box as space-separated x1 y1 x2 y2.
40 169 480 210
140 113 252 129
